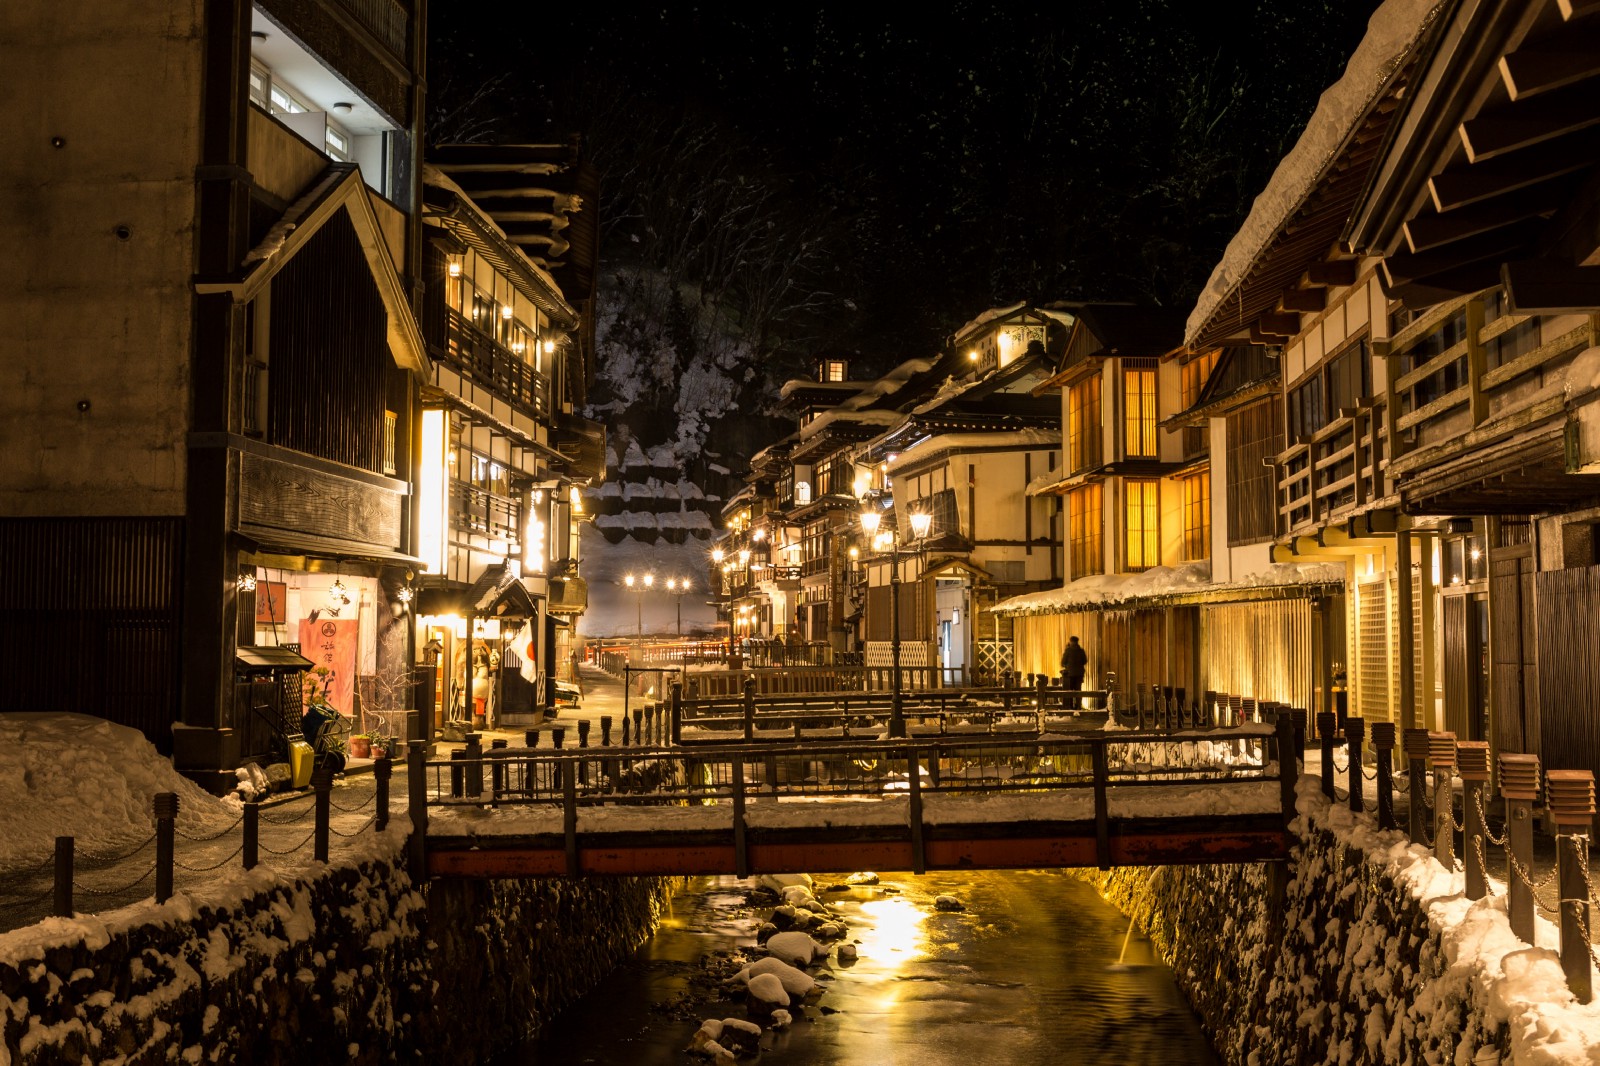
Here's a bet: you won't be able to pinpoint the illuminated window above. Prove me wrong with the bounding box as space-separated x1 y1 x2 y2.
1181 471 1210 562
1124 366 1158 457
1067 375 1102 473
325 123 351 162
1068 484 1103 577
1125 480 1160 570
823 359 847 382
1180 350 1219 410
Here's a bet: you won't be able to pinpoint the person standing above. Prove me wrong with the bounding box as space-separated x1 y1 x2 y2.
1060 635 1088 691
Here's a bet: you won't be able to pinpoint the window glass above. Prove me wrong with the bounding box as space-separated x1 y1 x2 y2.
1068 484 1103 577
1125 480 1160 570
1182 472 1210 561
1123 367 1157 457
1068 375 1102 472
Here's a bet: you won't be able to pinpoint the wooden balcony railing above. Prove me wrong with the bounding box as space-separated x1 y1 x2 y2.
443 308 550 419
1275 407 1387 538
449 481 519 543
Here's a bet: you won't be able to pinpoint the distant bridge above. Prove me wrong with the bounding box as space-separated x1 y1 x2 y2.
407 716 1299 879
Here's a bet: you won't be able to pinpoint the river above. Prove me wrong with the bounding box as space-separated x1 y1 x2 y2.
505 869 1220 1066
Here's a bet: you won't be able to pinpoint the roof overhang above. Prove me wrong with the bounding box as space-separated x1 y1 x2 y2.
195 165 429 375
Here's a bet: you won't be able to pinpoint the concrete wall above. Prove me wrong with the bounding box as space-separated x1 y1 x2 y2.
0 3 204 515
0 834 678 1064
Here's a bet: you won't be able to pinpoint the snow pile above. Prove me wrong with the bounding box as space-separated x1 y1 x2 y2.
765 930 828 967
0 713 243 869
728 956 817 1001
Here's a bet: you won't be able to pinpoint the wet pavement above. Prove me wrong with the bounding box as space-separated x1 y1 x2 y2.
510 870 1220 1066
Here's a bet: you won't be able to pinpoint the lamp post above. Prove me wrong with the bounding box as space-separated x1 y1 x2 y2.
860 503 932 738
666 577 688 637
625 572 655 638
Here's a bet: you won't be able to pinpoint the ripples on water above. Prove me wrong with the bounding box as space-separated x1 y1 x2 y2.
512 870 1219 1066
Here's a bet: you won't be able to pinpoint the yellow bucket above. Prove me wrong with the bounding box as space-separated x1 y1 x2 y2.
288 738 315 789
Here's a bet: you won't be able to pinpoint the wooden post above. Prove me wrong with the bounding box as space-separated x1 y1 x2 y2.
1277 713 1298 829
743 677 756 742
374 754 391 832
907 746 925 874
154 791 178 903
1547 769 1595 1004
1456 741 1490 900
1344 717 1365 813
465 733 484 799
407 740 428 882
671 682 684 745
490 738 508 799
1370 722 1396 831
1092 741 1111 869
731 756 748 878
635 706 646 747
1403 728 1431 843
1429 731 1457 869
54 836 73 917
312 765 333 863
1317 711 1337 800
242 803 259 870
563 769 579 877
1500 753 1540 944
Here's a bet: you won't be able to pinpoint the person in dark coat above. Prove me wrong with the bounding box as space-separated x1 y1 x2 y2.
1060 636 1088 691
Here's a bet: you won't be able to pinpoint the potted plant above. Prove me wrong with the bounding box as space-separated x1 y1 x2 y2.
349 733 373 759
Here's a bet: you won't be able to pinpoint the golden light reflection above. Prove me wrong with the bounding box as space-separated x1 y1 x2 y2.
854 895 926 961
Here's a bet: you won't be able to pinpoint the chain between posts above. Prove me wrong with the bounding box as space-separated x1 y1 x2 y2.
329 813 378 838
173 815 245 842
173 844 245 872
1474 790 1507 847
327 791 376 814
260 804 316 825
76 834 157 863
1504 841 1562 911
72 865 155 897
257 828 318 855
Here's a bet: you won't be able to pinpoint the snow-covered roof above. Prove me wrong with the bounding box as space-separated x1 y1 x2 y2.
1183 0 1443 348
950 301 1028 344
991 561 1345 615
888 429 1061 474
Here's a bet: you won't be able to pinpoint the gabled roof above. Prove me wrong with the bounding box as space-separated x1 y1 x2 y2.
194 164 428 375
1164 346 1282 428
1037 303 1185 390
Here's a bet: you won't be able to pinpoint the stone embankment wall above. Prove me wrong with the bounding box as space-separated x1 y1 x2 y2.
0 833 677 1064
1084 817 1513 1064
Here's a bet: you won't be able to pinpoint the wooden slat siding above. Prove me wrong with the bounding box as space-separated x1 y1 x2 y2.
1199 599 1314 713
1533 566 1600 778
1442 595 1472 738
267 212 391 474
239 452 404 547
1226 397 1283 546
1491 552 1537 753
0 518 182 747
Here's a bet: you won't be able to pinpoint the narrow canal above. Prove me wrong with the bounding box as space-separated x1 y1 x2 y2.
505 870 1219 1065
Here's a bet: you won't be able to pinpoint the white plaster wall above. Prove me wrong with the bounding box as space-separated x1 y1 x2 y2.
0 3 205 515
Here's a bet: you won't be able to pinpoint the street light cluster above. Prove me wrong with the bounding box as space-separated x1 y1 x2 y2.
623 571 692 637
858 501 933 738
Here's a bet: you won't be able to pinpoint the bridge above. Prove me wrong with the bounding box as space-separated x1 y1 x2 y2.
406 713 1299 879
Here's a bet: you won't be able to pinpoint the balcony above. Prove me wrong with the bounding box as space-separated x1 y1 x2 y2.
443 307 550 420
1274 408 1388 538
449 481 519 544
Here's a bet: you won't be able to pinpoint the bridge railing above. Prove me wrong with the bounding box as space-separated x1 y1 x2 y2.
407 715 1299 876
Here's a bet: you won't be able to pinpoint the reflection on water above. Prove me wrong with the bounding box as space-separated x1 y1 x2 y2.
511 870 1219 1066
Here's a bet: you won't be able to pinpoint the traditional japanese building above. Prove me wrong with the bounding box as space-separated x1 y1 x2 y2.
0 1 429 789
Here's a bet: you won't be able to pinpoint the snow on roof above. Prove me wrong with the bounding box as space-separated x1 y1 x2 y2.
1024 467 1067 496
992 561 1345 614
888 429 1061 473
950 301 1029 344
840 358 938 411
1183 0 1443 348
420 162 569 301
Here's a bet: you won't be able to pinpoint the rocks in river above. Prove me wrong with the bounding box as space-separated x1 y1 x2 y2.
769 1009 792 1029
934 894 966 912
687 1017 763 1060
845 871 880 886
811 921 847 940
765 931 827 967
755 921 779 943
728 957 817 1001
837 943 858 962
746 972 791 1015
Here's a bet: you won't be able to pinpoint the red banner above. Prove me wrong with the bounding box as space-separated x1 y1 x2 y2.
299 618 359 716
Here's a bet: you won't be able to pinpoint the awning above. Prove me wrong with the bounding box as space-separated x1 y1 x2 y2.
236 645 314 673
482 577 545 619
239 524 426 569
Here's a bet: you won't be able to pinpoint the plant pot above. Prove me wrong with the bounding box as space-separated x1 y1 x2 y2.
349 735 372 759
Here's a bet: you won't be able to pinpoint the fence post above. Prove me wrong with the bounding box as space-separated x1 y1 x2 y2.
906 746 925 875
635 705 647 747
54 836 73 918
577 720 591 786
1428 732 1457 869
563 768 580 877
373 754 391 831
465 733 484 799
1344 717 1365 813
1370 722 1395 830
312 765 334 863
154 791 178 903
1290 708 1307 757
1317 711 1337 800
600 715 613 746
1456 741 1490 900
1499 752 1539 944
731 756 748 879
407 740 428 881
1277 713 1298 829
490 738 508 801
1546 769 1595 1004
243 803 259 870
1403 728 1431 843
743 678 756 742
671 682 684 746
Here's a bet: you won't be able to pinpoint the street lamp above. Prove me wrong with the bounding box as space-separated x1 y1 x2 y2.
666 577 689 637
860 504 933 738
624 572 654 637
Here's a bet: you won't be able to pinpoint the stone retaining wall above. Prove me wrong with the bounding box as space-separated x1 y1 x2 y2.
1083 805 1514 1065
0 832 678 1064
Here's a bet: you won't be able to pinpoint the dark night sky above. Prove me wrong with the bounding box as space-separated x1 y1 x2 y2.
428 2 1384 367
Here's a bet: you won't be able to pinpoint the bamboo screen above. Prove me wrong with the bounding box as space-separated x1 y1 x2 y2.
1201 599 1314 712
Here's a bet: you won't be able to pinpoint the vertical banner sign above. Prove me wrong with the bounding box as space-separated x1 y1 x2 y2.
299 618 359 716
